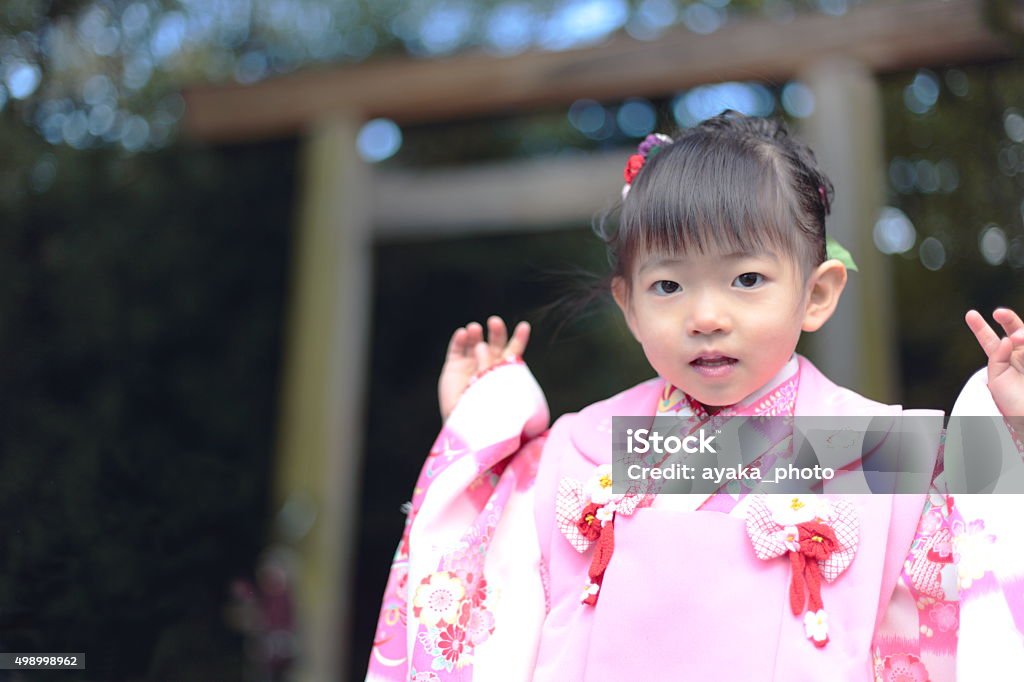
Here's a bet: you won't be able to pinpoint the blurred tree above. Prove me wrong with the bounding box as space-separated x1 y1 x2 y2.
1 0 895 154
879 62 1024 408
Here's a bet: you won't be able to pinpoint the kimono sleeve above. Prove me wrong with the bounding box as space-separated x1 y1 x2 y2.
945 369 1024 679
880 369 1024 681
366 359 551 681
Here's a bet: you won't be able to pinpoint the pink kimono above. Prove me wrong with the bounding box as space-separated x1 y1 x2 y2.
365 355 1022 681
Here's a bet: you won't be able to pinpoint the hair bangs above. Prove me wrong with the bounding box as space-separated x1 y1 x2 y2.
617 134 810 275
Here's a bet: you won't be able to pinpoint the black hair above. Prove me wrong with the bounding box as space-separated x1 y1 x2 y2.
596 110 834 289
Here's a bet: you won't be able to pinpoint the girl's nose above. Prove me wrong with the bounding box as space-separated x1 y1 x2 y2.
687 293 731 336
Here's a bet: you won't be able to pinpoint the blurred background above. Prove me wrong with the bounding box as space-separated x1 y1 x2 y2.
0 0 1022 680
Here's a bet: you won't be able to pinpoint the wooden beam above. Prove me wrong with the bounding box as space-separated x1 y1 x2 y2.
182 0 1011 142
371 150 624 238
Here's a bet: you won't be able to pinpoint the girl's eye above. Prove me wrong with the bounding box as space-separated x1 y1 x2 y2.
652 280 680 295
734 272 765 288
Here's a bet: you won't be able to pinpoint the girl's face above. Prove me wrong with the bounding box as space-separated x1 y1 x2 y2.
613 246 845 407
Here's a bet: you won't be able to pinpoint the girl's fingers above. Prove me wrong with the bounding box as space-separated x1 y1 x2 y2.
1011 328 1024 366
465 322 484 349
473 341 491 371
989 336 1013 378
450 318 529 365
993 308 1024 338
487 316 508 355
505 321 531 357
446 327 468 358
966 310 1001 358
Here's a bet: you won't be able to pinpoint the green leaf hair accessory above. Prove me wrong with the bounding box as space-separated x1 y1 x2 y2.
826 237 858 272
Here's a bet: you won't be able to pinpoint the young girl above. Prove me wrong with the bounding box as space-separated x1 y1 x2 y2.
365 113 1024 681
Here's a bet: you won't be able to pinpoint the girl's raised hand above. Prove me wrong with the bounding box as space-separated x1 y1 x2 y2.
438 316 531 422
965 308 1024 421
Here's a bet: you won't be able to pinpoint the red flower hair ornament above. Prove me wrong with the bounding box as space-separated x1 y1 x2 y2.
621 133 673 199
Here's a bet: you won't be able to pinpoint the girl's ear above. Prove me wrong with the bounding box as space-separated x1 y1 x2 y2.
611 276 639 339
801 259 847 332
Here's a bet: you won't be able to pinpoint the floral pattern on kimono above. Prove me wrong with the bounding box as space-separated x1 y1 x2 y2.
873 489 960 682
367 357 549 681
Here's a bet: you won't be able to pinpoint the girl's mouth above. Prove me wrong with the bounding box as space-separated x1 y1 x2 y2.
690 356 738 377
